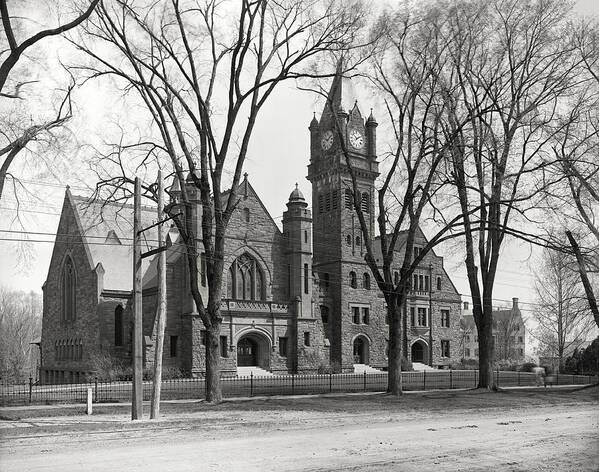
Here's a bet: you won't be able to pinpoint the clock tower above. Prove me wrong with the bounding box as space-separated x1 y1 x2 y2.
307 67 379 371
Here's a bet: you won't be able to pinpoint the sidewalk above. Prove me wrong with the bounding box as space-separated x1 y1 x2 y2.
0 384 589 418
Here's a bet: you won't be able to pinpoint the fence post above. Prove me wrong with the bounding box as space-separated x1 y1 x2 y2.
518 370 521 386
28 377 33 404
474 370 478 387
450 370 453 390
94 377 98 402
423 370 426 391
556 373 559 386
329 372 332 393
250 372 253 397
363 371 367 391
496 368 500 388
291 373 295 395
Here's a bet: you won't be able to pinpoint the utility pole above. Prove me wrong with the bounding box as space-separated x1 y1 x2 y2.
151 170 167 419
132 177 143 420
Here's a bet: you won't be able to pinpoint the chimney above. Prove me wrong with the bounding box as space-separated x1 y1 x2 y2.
512 298 519 309
463 301 469 310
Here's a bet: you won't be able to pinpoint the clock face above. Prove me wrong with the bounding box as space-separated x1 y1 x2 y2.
321 130 334 150
349 129 364 149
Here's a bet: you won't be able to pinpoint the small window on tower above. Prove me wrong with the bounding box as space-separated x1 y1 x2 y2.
356 236 361 247
332 190 339 209
318 194 324 214
363 272 371 290
345 189 352 209
325 192 331 212
304 332 311 346
320 305 329 324
243 208 250 222
361 192 369 213
352 306 360 324
304 264 309 294
362 307 370 324
437 276 442 291
346 235 352 246
304 230 308 244
349 271 357 289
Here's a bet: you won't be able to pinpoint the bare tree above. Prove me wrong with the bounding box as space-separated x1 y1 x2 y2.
0 286 42 383
74 0 367 403
323 5 474 395
547 20 599 327
441 0 587 389
0 0 99 200
532 247 595 372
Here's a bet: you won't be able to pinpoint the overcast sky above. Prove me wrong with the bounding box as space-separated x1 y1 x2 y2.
1 0 598 350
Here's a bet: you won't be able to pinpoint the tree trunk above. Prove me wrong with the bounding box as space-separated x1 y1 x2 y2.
477 303 496 390
205 319 222 403
566 231 599 329
387 299 403 396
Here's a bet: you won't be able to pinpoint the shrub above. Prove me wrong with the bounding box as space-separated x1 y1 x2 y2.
519 362 537 373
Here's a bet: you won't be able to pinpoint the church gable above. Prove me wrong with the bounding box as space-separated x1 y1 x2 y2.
226 177 282 239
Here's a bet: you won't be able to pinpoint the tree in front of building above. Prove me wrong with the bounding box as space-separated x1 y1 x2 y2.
532 247 595 373
74 0 368 403
441 0 589 390
325 4 474 395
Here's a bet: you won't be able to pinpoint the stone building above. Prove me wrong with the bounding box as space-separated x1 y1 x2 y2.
39 73 463 383
460 299 526 364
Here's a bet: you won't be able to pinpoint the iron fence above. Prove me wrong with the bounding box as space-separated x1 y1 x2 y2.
1 371 597 407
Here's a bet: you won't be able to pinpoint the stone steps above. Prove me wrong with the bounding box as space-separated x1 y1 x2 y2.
236 366 273 377
353 364 382 373
412 362 438 371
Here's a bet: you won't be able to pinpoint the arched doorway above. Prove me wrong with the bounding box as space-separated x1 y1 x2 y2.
237 338 257 366
411 340 427 364
236 332 270 369
353 336 369 364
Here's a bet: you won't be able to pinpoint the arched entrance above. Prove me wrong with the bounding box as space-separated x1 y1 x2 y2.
411 340 428 364
353 336 369 364
236 332 270 369
237 338 257 366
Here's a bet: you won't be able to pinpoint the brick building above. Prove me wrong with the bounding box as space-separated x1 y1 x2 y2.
460 299 526 364
39 73 462 383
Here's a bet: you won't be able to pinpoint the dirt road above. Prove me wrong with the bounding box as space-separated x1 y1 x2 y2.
1 388 598 471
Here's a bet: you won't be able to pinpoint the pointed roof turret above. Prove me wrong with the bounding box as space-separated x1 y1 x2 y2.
366 108 378 126
287 183 307 208
322 57 359 119
309 112 319 130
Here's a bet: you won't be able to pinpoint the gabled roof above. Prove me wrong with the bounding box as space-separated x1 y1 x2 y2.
461 305 522 330
68 191 159 292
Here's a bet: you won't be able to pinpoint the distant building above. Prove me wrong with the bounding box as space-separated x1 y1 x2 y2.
460 298 526 363
39 71 463 384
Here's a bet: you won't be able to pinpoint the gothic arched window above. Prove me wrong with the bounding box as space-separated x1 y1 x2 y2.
349 271 357 289
62 256 76 322
363 272 371 290
228 253 265 301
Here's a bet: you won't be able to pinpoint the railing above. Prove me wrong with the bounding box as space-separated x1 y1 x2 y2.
1 371 597 407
